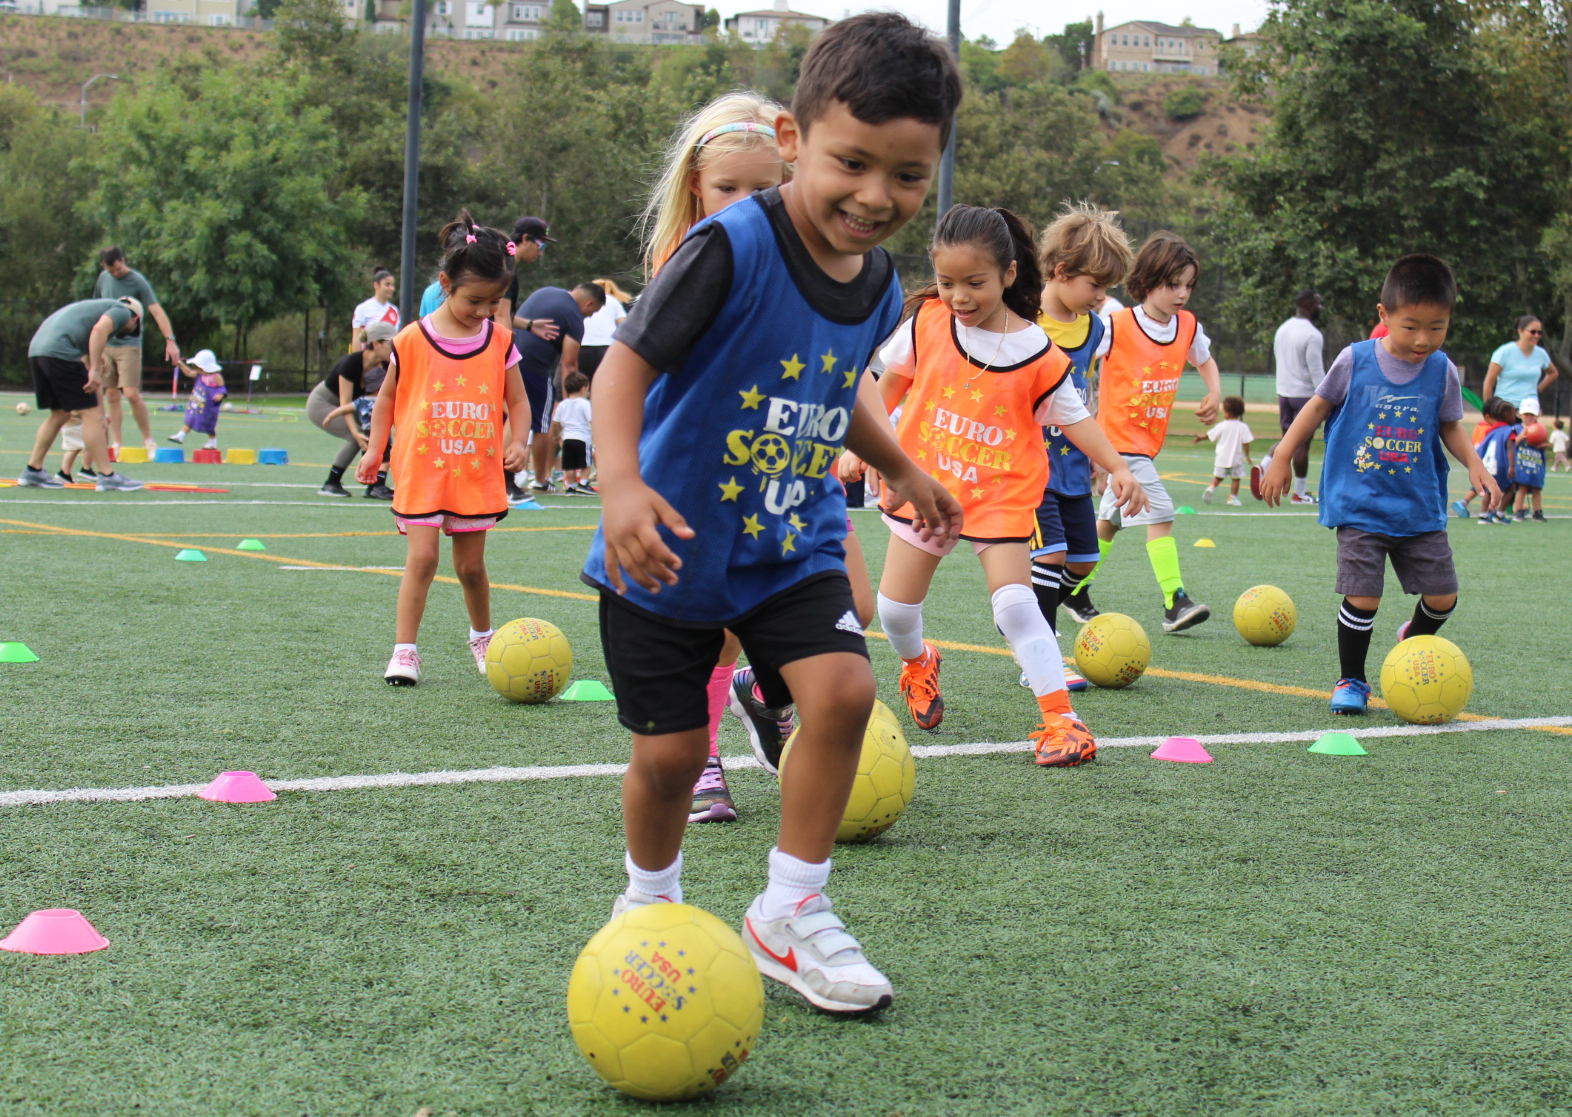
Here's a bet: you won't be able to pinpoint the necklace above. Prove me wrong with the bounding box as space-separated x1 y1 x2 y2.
959 307 1012 390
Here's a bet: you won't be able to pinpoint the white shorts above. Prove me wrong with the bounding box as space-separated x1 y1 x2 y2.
62 421 84 452
1214 461 1247 480
1097 453 1174 526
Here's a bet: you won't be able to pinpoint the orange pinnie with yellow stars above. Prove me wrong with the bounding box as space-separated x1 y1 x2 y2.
1097 306 1197 458
388 320 513 518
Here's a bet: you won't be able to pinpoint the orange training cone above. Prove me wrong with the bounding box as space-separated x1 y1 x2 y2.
198 770 276 803
1151 737 1213 763
0 909 110 954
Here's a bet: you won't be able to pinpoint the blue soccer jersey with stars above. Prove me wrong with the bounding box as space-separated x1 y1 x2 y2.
582 195 903 623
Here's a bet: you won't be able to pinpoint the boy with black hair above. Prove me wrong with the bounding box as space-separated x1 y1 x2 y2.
583 10 962 1014
1263 254 1499 714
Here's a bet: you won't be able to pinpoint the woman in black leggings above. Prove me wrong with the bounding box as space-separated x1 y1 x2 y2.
309 320 394 497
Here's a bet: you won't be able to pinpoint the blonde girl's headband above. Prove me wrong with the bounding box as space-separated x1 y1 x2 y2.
696 121 776 148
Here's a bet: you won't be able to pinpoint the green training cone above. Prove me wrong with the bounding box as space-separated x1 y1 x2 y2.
1308 732 1367 756
1175 505 1197 514
175 549 208 562
237 539 266 551
559 679 614 701
0 643 40 663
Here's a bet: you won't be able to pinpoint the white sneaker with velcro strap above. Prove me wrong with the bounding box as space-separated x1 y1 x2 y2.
742 893 893 1014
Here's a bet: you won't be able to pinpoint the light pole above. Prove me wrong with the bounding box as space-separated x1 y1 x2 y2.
80 73 120 128
399 0 427 328
934 0 960 224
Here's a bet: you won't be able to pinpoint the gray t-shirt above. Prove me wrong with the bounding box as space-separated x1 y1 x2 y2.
29 299 135 361
1317 342 1463 421
93 267 159 350
1273 315 1324 398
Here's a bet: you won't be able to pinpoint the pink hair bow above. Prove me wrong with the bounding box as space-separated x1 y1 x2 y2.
506 241 517 257
464 233 477 244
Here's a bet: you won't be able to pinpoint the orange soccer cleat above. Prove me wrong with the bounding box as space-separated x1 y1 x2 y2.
898 642 944 730
1031 707 1097 768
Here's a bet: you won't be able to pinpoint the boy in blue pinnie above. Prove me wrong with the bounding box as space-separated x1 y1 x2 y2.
1262 255 1499 715
584 12 963 1015
1511 398 1547 522
167 349 226 450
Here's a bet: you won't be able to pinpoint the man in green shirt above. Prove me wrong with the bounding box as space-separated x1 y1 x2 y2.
18 297 147 492
93 246 181 454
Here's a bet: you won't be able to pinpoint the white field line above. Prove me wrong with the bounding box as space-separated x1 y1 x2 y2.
3 716 1569 809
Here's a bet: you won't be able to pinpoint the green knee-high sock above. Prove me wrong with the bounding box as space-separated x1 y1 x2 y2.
1146 535 1183 608
1079 537 1115 589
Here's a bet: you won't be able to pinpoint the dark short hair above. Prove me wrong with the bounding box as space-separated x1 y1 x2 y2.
1295 289 1320 313
1124 231 1200 303
564 371 589 395
372 267 393 283
573 282 607 309
1223 395 1245 417
98 245 124 267
1379 254 1456 313
438 209 515 290
792 12 962 146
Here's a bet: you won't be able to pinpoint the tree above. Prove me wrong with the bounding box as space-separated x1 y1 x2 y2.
1213 0 1567 360
546 0 580 33
80 69 365 357
1044 20 1094 71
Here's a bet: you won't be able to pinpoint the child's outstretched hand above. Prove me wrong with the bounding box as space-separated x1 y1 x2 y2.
1469 460 1502 513
1104 463 1150 518
880 460 962 544
600 479 695 595
1259 455 1293 507
502 439 528 473
355 453 382 486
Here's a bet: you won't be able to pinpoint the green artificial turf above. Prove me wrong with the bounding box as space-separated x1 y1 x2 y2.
2 393 1571 1116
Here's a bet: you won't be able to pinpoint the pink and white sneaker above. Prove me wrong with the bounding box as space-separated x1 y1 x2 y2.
384 647 422 686
468 631 492 675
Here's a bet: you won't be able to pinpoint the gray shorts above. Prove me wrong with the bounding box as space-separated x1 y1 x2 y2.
1334 527 1457 598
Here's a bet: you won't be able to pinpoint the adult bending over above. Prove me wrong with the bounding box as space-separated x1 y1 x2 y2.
311 320 396 498
514 284 595 493
17 296 146 492
94 246 180 456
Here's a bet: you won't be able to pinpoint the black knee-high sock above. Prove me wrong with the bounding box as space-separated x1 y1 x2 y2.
1408 597 1455 637
326 465 346 486
1337 599 1378 681
1058 566 1088 606
1030 561 1062 635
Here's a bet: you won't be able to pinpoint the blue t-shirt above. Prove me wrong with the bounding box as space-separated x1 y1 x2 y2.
1489 342 1551 405
581 193 902 624
419 280 445 318
1319 340 1449 536
515 288 585 380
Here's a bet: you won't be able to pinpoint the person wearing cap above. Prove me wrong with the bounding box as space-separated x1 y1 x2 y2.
17 296 147 492
351 268 400 353
1484 315 1560 414
310 319 396 499
93 246 181 458
167 349 228 450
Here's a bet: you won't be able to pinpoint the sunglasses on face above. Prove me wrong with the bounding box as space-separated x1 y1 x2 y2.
1528 329 1543 335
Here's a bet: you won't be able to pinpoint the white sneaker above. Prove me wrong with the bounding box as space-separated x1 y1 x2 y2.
95 471 145 492
742 894 893 1014
1227 494 1242 506
611 889 675 918
167 431 186 444
1202 486 1216 504
384 647 422 686
17 465 64 489
143 439 159 453
468 631 492 675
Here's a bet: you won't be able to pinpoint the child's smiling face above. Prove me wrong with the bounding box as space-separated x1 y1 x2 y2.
933 243 1015 331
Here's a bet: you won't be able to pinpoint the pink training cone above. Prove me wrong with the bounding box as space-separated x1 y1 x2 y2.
1151 737 1213 763
198 770 276 803
0 909 110 955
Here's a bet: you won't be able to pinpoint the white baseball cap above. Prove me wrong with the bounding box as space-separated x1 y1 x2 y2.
1520 396 1541 416
190 349 222 374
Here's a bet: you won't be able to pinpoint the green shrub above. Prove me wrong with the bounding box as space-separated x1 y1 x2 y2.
1164 88 1205 120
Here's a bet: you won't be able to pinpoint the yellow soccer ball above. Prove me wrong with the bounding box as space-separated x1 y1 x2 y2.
1380 635 1473 724
15 401 31 416
778 699 915 842
566 903 764 1102
484 617 572 703
1073 613 1151 689
1233 584 1297 646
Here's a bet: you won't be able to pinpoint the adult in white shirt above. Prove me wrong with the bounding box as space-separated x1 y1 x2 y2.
350 269 399 352
577 278 631 379
1093 291 1123 323
1263 290 1324 503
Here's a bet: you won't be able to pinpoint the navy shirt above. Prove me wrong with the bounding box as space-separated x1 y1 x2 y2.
515 287 585 380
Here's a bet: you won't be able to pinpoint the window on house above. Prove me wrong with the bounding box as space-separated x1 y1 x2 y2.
586 9 601 23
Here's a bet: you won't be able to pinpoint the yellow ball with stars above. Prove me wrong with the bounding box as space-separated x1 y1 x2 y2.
484 617 572 703
566 902 765 1102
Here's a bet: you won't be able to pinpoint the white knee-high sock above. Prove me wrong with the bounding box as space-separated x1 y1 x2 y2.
992 583 1066 699
877 593 927 661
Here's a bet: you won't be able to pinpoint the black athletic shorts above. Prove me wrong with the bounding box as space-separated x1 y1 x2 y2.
599 571 868 736
578 345 608 380
522 370 554 434
1279 394 1313 433
1030 490 1100 564
31 355 97 413
561 438 588 471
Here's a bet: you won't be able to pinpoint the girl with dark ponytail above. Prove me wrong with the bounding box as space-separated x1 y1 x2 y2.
357 208 533 687
842 203 1147 768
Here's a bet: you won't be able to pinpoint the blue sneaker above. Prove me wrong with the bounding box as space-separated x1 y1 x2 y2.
1451 499 1469 519
1330 677 1371 716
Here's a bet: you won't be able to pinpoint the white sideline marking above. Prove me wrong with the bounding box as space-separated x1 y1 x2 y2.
3 716 1568 809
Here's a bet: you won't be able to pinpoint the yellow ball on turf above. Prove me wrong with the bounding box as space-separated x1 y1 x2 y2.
1380 635 1473 724
566 902 764 1102
484 617 571 703
1073 612 1151 689
1233 584 1297 646
778 699 915 842
15 401 30 416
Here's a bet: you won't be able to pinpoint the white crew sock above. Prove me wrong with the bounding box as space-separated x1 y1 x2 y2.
170 430 185 442
759 846 832 920
203 438 218 450
468 627 493 641
992 583 1067 699
394 642 417 654
1293 475 1307 498
625 849 683 904
876 593 927 661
